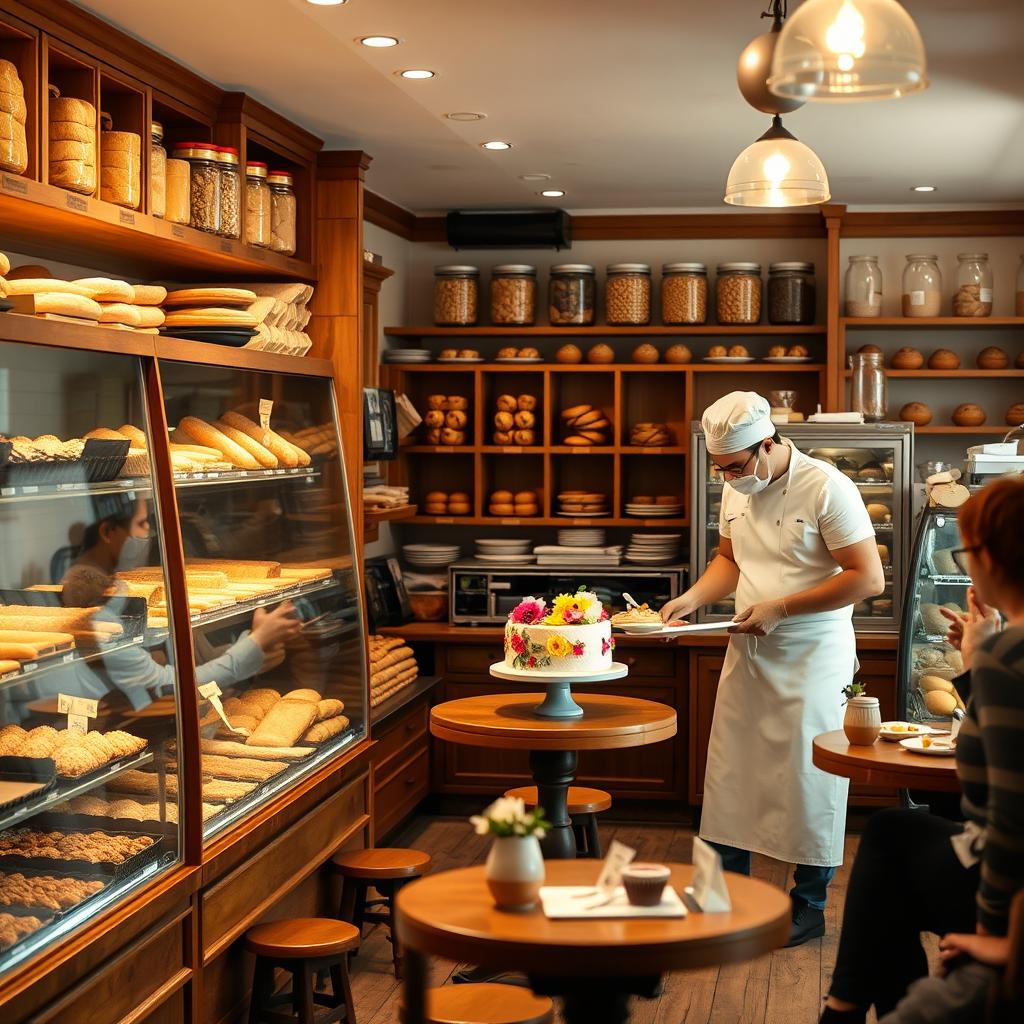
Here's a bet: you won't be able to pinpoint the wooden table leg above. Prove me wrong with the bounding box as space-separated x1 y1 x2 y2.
403 948 429 1024
530 749 577 860
530 975 659 1024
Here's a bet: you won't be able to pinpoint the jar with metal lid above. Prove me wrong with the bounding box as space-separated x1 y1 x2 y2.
901 254 942 317
490 264 536 325
434 265 479 326
215 145 241 239
715 262 762 324
150 121 166 219
173 142 220 234
268 170 297 255
605 263 651 325
952 252 992 317
845 255 883 317
661 262 707 325
768 261 815 325
244 161 271 248
548 264 595 325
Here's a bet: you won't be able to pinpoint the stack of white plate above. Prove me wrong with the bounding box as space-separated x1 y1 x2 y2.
383 348 432 363
402 543 461 569
558 529 606 547
474 538 535 564
625 499 684 518
625 533 683 565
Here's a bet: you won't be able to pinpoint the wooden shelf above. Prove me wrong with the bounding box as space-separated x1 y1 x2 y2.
843 369 1024 378
912 426 1017 434
407 515 688 527
399 445 688 456
383 361 826 373
364 504 418 524
385 325 826 337
841 317 1024 329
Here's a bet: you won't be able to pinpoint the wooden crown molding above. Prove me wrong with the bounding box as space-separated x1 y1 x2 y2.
219 93 323 159
840 208 1024 237
319 151 374 182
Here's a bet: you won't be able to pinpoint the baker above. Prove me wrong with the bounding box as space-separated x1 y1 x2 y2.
661 391 884 946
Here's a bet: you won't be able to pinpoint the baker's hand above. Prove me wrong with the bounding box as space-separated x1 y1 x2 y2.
251 601 302 652
660 594 696 625
729 600 787 637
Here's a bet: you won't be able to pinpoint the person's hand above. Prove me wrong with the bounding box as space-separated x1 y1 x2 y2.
250 601 302 652
938 931 1010 969
728 599 787 637
660 594 696 625
940 587 1000 670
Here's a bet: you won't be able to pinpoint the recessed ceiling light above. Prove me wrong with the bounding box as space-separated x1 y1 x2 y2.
481 141 512 151
539 189 565 198
519 173 551 182
400 69 435 79
306 0 348 6
359 36 399 47
912 184 937 192
446 112 486 121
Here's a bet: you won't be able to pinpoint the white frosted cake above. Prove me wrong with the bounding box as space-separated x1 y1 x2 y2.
503 591 614 674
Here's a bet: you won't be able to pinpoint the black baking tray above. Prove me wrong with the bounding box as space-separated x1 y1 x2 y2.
0 829 163 881
0 757 56 816
159 327 257 347
0 438 130 487
27 809 176 841
0 864 112 923
0 591 148 646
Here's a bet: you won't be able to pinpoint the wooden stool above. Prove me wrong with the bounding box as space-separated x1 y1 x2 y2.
331 847 431 978
245 917 359 1024
504 785 611 859
401 984 553 1024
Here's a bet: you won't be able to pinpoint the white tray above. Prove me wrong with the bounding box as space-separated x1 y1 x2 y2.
540 885 686 919
614 620 738 635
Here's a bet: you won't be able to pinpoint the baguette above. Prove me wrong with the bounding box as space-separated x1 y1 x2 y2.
131 284 166 306
175 417 260 470
302 716 350 744
0 629 75 649
0 660 18 675
169 442 223 459
0 643 43 661
218 411 302 468
0 609 121 634
212 421 278 469
134 305 165 328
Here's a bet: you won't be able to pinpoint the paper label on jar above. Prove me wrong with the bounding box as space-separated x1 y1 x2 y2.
909 290 926 306
980 288 993 303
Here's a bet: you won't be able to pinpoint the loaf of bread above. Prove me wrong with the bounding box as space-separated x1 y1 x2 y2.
198 753 288 781
316 698 345 721
50 96 95 127
135 305 165 328
187 559 282 580
174 418 260 470
73 278 134 303
212 421 278 469
0 607 121 635
245 699 317 748
164 287 258 307
48 158 96 194
302 716 350 744
218 411 303 468
0 629 75 651
48 120 93 144
198 738 313 760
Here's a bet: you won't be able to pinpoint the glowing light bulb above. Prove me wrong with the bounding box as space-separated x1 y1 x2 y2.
825 1 866 67
763 151 791 183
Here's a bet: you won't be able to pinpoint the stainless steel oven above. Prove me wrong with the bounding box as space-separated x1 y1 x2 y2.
449 563 688 626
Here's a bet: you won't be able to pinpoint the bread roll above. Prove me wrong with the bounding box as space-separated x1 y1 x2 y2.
556 344 582 364
977 346 1008 369
928 349 960 370
74 278 134 303
117 424 147 447
890 347 924 369
135 306 165 329
132 284 167 307
98 302 142 326
175 418 260 470
923 689 958 716
218 411 304 468
866 502 891 523
899 402 932 426
5 278 91 297
1007 403 1024 427
952 403 986 427
587 343 614 364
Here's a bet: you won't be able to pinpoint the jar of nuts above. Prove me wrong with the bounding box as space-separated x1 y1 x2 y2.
244 161 271 248
952 252 992 317
434 265 479 326
549 264 595 325
490 264 536 325
661 262 707 325
605 263 651 325
767 261 815 325
215 145 241 240
715 262 762 324
268 170 297 256
173 142 220 234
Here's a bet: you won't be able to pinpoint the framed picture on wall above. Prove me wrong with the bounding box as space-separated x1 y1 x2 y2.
363 386 397 461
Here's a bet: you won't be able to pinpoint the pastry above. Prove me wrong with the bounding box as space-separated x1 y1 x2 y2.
1007 403 1024 427
890 347 924 369
201 778 258 803
0 870 104 912
665 344 692 364
446 396 469 411
928 348 960 370
952 403 986 427
787 345 809 358
0 914 44 951
494 411 514 431
518 348 540 359
767 345 787 358
446 410 468 430
517 394 537 411
496 395 517 413
424 410 444 429
631 343 659 363
556 344 582 364
497 347 518 359
426 395 446 410
977 346 1008 369
728 344 749 358
707 345 727 358
899 402 932 426
587 343 614 364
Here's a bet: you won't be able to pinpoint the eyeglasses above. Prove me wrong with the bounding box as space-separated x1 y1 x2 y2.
950 546 980 576
712 449 758 481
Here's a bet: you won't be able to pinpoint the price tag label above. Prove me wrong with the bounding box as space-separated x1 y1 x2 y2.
67 715 90 735
197 682 222 700
198 681 247 735
259 398 274 446
58 694 98 735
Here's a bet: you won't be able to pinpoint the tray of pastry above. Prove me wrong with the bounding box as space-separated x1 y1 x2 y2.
21 808 177 841
0 827 163 881
0 757 57 816
0 438 130 488
0 866 110 925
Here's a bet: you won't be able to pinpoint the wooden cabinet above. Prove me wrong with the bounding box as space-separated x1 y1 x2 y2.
371 687 433 841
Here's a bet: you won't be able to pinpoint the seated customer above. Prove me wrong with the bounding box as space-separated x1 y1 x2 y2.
821 476 1024 1023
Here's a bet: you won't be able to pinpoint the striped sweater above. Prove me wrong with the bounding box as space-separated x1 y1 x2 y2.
955 625 1024 935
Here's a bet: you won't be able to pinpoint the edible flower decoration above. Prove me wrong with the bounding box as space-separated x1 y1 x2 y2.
509 597 547 625
543 586 603 626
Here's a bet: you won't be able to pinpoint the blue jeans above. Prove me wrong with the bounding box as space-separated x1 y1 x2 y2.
707 840 837 910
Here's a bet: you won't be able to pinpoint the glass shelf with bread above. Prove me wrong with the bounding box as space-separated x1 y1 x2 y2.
155 359 366 841
0 339 183 977
689 421 913 631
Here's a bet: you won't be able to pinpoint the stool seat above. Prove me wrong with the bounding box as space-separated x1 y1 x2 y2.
505 785 612 816
245 917 360 959
331 847 432 880
413 984 553 1024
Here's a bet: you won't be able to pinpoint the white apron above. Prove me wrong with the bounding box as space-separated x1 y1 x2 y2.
699 444 867 867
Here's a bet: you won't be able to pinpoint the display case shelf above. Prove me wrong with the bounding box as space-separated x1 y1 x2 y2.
386 325 827 337
0 632 148 690
841 317 1024 328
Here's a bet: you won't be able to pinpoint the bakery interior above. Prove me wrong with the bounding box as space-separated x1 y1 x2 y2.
0 0 1022 1021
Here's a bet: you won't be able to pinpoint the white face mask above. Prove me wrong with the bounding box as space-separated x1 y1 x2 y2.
726 444 772 496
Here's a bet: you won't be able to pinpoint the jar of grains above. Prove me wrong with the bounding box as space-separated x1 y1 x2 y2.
268 170 297 256
434 265 479 326
164 156 190 224
661 263 707 325
216 145 241 239
490 264 536 325
605 263 651 325
715 262 762 324
768 261 816 324
901 254 942 317
1016 255 1024 317
150 121 166 219
845 255 883 317
244 161 271 248
952 253 992 317
548 264 595 325
173 142 220 234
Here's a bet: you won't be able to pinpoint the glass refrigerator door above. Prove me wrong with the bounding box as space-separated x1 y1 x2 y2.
156 360 367 842
0 340 182 976
899 508 969 725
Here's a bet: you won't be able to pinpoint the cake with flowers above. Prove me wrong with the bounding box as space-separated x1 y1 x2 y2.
503 588 615 674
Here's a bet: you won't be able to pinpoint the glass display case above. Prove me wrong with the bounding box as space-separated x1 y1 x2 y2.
897 505 969 726
689 422 914 631
156 359 366 841
0 340 182 975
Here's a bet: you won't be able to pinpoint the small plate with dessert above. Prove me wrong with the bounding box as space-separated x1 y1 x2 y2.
878 721 943 742
899 735 957 757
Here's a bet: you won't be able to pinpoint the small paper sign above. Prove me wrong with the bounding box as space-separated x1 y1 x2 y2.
67 714 90 735
686 837 732 912
198 681 247 735
595 839 636 895
259 399 274 445
58 694 98 736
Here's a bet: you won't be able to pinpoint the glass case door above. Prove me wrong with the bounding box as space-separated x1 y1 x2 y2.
155 359 367 842
0 340 183 976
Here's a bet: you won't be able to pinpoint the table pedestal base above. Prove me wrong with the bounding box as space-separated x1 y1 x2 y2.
530 974 661 1024
530 749 577 860
534 681 584 718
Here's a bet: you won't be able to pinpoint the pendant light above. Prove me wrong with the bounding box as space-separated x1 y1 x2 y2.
768 0 928 102
737 1 805 114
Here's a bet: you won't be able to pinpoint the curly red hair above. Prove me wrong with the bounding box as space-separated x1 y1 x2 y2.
958 476 1024 586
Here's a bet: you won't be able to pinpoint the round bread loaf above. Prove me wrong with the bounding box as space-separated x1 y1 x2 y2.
899 401 932 426
491 490 513 504
424 491 447 504
924 689 958 716
513 410 535 429
707 344 727 358
866 502 891 523
665 344 692 364
517 394 537 411
494 411 514 431
587 343 614 364
513 429 535 445
787 344 809 357
890 347 924 369
977 346 1008 369
457 349 478 359
446 410 468 430
728 344 749 358
427 395 446 410
496 394 517 412
632 343 659 364
439 348 457 359
952 403 986 426
556 344 582 364
1007 403 1024 427
497 347 518 359
424 410 444 428
767 345 786 358
928 348 960 370
447 396 469 411
518 347 540 359
857 344 882 355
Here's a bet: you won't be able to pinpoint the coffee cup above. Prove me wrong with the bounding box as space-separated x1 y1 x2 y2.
621 863 671 907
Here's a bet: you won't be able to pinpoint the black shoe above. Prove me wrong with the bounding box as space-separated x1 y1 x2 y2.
786 900 825 947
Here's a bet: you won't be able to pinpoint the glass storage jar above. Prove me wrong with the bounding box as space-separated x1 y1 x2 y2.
434 265 479 326
845 255 883 317
767 261 816 325
605 263 651 325
215 146 241 239
901 254 942 317
149 121 166 219
715 262 762 323
490 264 536 325
548 264 595 325
244 161 271 248
952 252 992 317
268 170 297 255
850 351 887 422
661 262 707 325
173 142 220 234
1017 255 1024 317
165 156 190 224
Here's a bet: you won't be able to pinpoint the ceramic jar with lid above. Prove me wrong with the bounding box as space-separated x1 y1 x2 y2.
845 255 883 317
548 264 595 325
173 142 220 234
244 161 271 248
902 254 942 317
844 695 881 745
953 253 992 317
767 261 815 324
268 170 297 255
150 121 166 219
216 145 241 239
434 265 479 326
490 264 536 325
716 262 762 323
605 263 651 325
661 263 707 324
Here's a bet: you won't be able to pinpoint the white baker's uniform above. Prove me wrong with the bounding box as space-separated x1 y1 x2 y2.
699 441 875 867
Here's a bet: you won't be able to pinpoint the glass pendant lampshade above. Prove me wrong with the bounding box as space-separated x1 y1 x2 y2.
724 116 830 207
768 0 927 101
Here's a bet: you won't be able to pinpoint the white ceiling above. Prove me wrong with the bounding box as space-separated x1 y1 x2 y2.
81 0 1024 214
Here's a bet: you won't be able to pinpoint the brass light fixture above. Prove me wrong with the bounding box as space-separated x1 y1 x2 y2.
737 1 804 115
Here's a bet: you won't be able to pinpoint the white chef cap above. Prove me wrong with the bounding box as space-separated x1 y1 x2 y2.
702 391 775 455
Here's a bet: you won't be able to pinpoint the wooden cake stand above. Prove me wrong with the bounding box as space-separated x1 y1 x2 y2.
489 661 629 719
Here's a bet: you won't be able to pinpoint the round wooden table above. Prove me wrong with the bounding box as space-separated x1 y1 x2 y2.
812 729 960 792
396 860 791 1024
431 693 677 859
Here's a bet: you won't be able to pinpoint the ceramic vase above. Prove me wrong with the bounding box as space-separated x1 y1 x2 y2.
844 694 881 745
485 835 545 911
